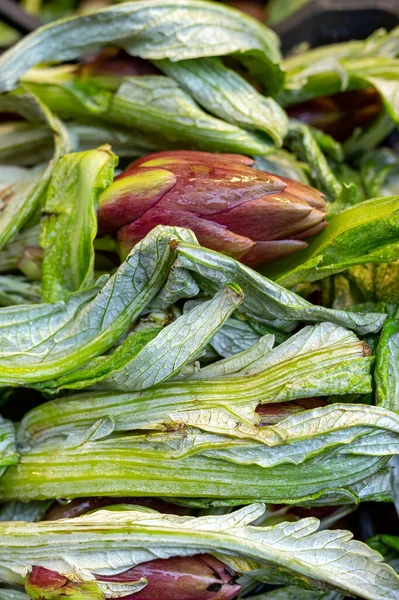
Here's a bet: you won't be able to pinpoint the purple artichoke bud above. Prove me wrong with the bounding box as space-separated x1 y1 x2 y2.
98 151 326 266
96 554 241 600
26 566 103 599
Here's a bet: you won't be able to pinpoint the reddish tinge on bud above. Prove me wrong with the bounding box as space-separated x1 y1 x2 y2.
26 566 103 599
26 555 240 600
98 151 326 266
96 554 241 600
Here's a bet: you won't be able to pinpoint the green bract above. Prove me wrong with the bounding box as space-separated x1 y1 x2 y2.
0 226 384 387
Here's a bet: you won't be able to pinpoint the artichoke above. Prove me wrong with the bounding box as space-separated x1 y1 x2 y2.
98 150 326 266
26 556 241 600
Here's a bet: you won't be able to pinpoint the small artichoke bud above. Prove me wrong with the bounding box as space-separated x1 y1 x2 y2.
98 150 326 266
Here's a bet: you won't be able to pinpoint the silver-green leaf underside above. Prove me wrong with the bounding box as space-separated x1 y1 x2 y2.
40 145 118 302
37 285 243 393
209 318 263 358
18 322 372 446
175 242 386 334
151 264 200 310
25 75 275 156
0 417 17 478
1 505 399 599
0 226 195 384
183 298 263 358
155 56 288 145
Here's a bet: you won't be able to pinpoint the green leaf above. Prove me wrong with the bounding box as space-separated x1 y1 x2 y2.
0 431 391 504
34 328 161 393
0 417 17 478
0 112 175 161
26 76 275 155
175 242 386 334
0 276 41 307
165 466 394 507
40 145 117 302
1 504 399 599
326 163 366 212
318 263 399 312
284 121 342 200
280 28 399 124
368 535 399 561
375 319 399 411
18 322 373 447
0 226 195 384
361 148 399 198
0 0 283 94
0 89 70 250
113 77 274 155
0 21 21 46
309 126 344 163
68 122 170 158
268 195 399 287
209 317 262 358
155 56 288 145
37 285 243 393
